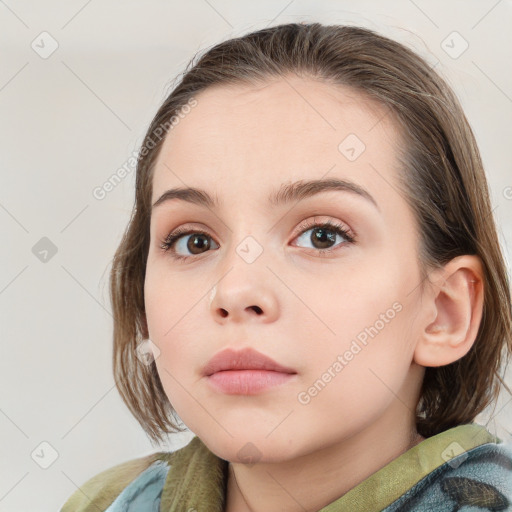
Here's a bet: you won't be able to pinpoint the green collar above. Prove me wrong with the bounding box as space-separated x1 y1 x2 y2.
158 423 500 512
319 423 500 511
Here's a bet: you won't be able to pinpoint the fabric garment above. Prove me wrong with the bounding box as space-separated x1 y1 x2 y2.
60 423 512 511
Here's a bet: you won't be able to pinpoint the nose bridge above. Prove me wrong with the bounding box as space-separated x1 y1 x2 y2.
218 231 269 291
222 199 274 267
209 227 279 322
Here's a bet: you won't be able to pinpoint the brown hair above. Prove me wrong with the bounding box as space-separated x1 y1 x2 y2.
109 22 512 444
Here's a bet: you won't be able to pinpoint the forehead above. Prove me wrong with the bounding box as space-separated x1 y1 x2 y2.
151 76 404 213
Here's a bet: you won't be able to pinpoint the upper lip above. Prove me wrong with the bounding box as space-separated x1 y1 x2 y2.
202 347 297 376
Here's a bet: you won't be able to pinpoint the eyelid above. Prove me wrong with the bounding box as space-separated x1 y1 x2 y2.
291 216 355 241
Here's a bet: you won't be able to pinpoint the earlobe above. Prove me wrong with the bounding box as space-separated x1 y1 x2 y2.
413 255 484 368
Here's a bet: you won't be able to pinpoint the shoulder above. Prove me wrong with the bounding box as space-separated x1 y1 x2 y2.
435 441 512 504
59 436 228 511
60 451 171 512
387 440 512 511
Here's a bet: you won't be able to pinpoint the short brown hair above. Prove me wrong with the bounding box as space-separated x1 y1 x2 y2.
109 22 512 444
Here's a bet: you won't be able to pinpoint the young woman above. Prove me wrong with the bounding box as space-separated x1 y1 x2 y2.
61 22 512 512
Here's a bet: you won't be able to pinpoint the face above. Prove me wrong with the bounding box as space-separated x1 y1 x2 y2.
144 76 427 462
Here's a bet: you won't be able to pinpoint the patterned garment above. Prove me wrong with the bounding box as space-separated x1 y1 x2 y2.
60 423 512 511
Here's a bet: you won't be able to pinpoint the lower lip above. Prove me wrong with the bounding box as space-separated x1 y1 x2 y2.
206 370 296 395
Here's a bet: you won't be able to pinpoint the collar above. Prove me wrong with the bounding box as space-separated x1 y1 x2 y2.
157 423 501 511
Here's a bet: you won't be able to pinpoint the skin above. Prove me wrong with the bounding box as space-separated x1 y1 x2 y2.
144 76 484 511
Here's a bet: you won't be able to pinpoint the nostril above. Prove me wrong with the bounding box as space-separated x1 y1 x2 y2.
250 305 263 314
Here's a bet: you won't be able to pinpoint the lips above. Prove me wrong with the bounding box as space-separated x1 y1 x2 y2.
202 347 297 377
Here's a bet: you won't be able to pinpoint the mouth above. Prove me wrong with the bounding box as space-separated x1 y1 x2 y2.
206 369 297 395
202 347 297 376
202 347 297 395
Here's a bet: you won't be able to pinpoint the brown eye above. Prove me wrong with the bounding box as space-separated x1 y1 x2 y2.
293 219 355 254
183 233 212 255
160 229 219 261
297 226 338 250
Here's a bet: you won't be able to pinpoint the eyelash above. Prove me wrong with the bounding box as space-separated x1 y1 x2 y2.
158 218 356 262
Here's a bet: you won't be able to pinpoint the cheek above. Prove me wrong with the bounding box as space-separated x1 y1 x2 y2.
304 263 415 383
144 262 200 339
144 271 206 379
299 264 396 343
303 309 416 422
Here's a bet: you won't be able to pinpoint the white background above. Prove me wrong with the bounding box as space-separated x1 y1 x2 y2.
1 1 511 510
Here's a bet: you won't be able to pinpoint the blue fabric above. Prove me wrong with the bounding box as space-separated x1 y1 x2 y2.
104 460 169 512
383 441 512 511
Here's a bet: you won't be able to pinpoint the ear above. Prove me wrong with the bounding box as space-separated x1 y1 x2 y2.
413 255 485 368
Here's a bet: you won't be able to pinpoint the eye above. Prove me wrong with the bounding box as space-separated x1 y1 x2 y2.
159 227 219 262
159 217 356 262
292 217 355 256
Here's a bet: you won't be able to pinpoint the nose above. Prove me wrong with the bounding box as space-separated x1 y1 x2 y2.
209 266 279 324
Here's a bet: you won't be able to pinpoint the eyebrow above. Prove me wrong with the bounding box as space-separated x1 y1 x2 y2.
151 177 380 212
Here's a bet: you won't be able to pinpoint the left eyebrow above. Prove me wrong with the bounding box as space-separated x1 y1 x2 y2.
151 177 380 213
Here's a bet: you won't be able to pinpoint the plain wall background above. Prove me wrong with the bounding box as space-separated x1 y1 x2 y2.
1 1 511 510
